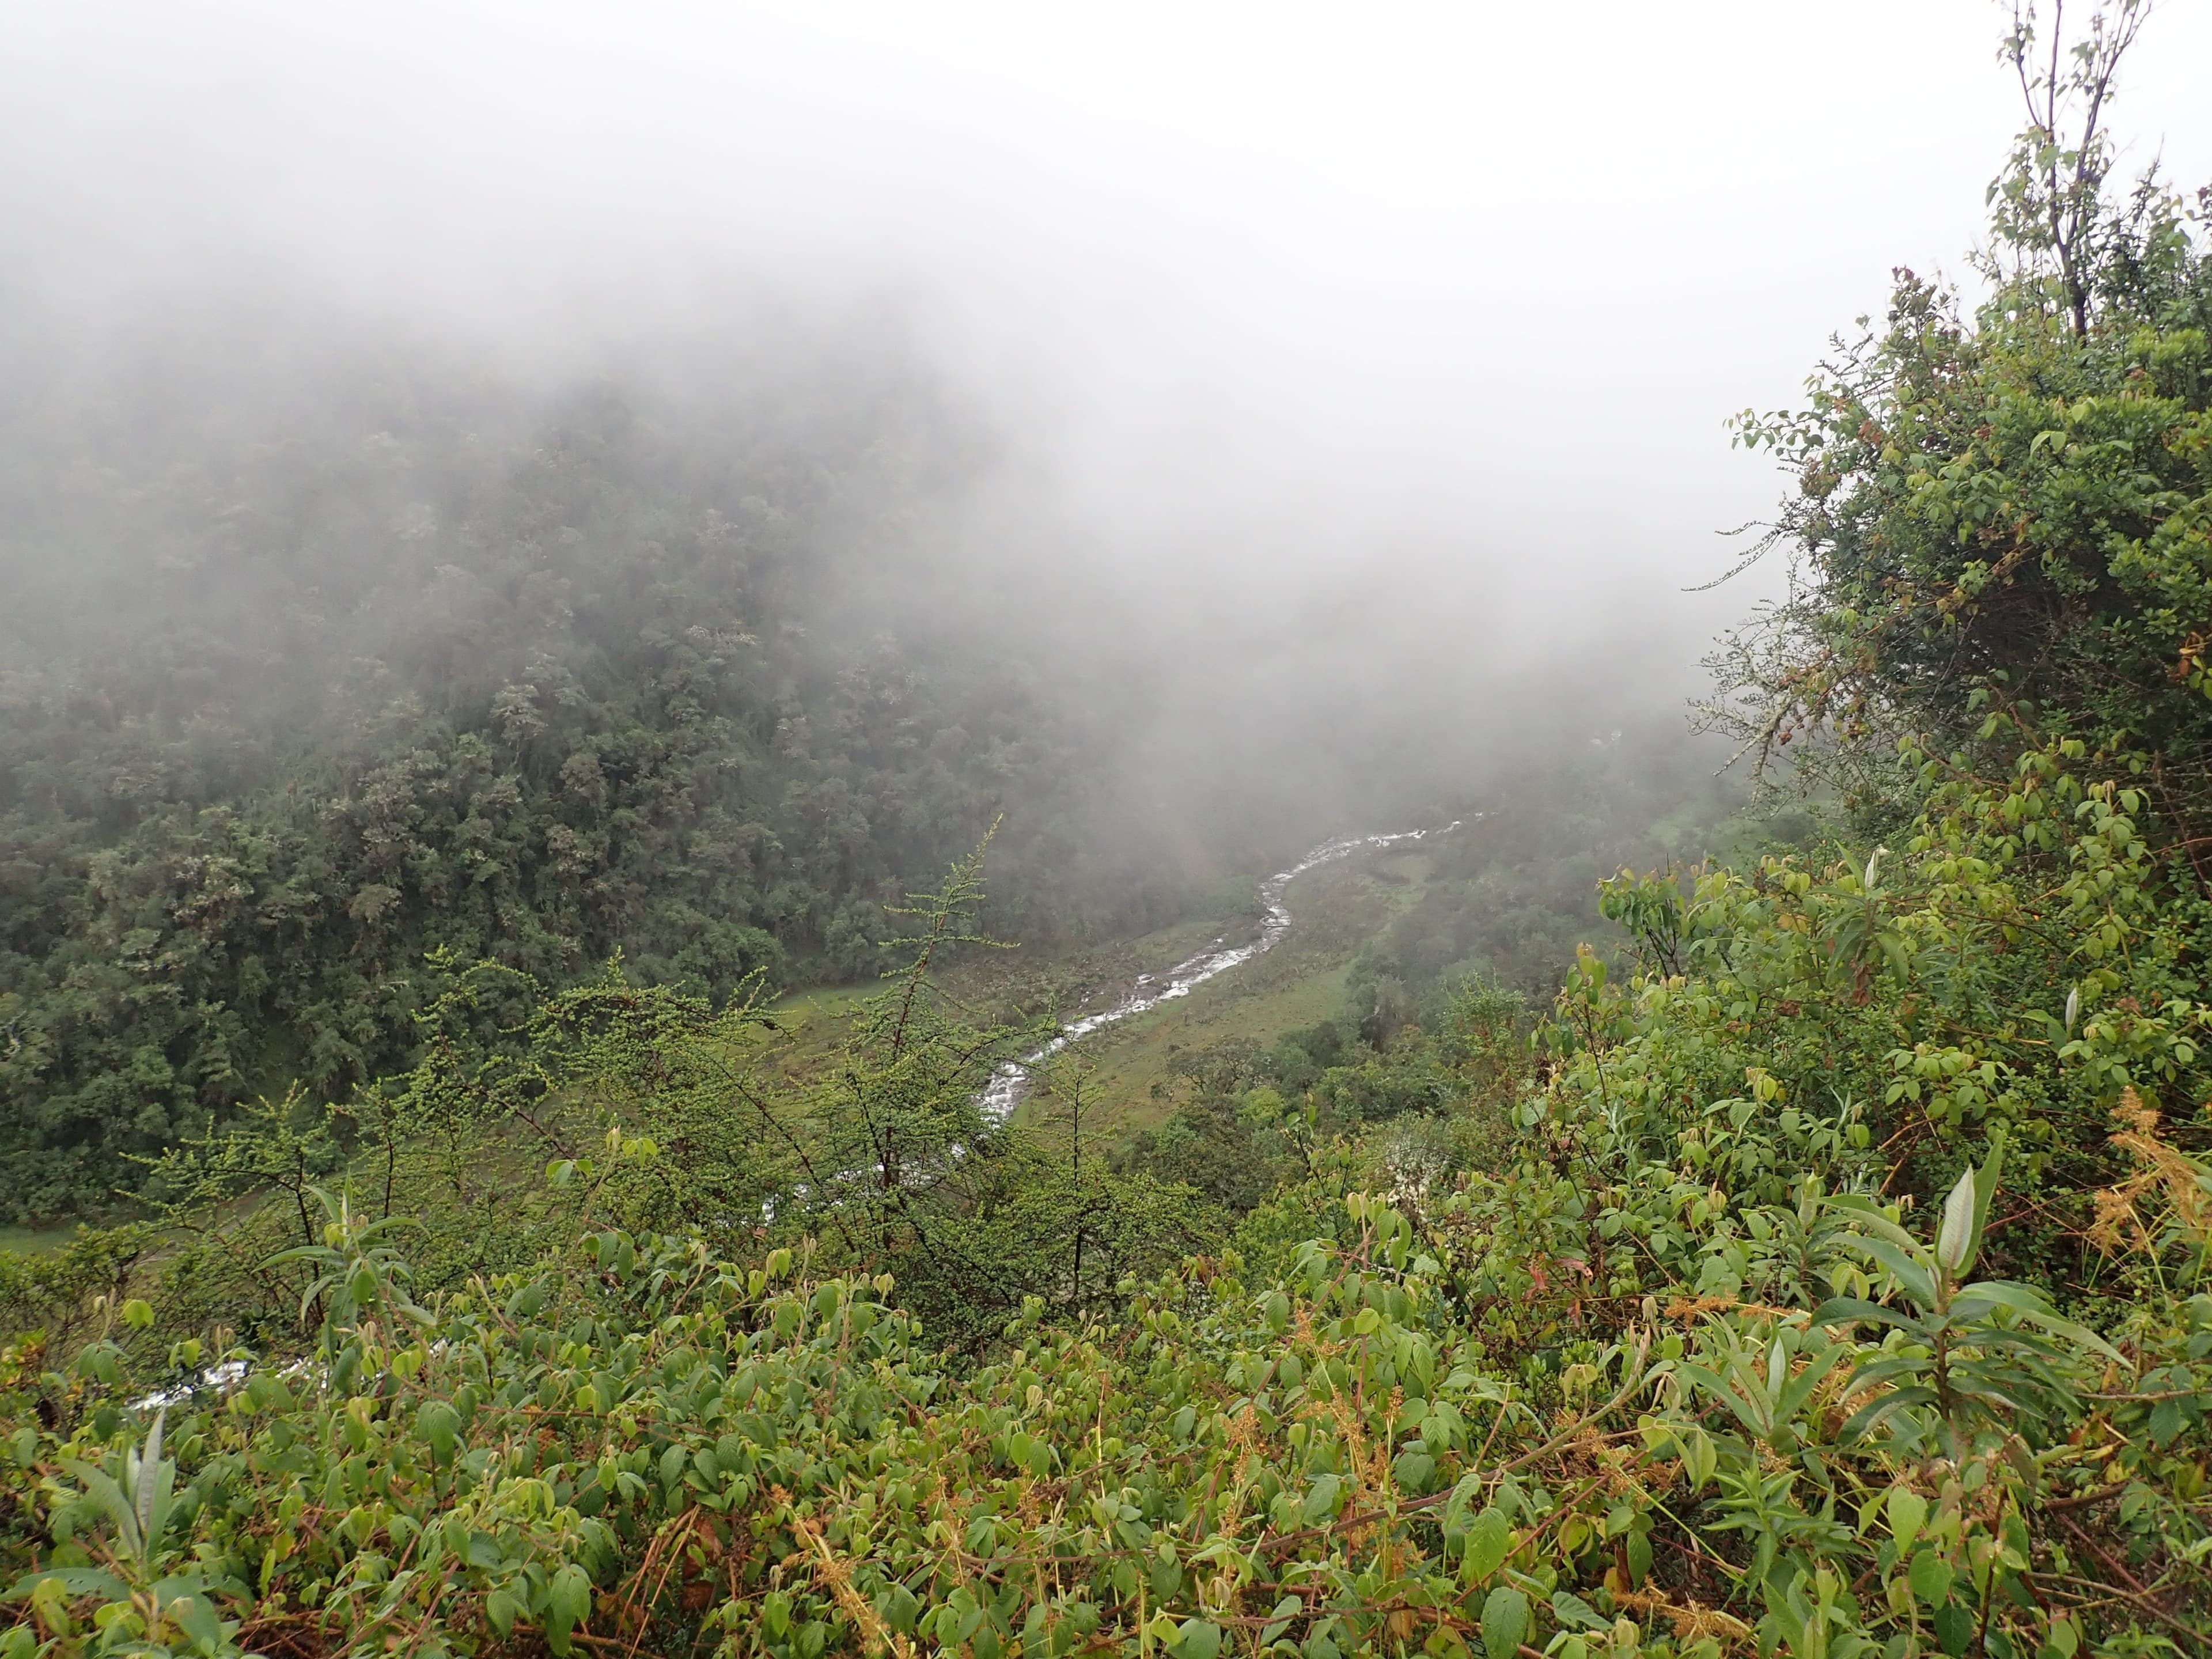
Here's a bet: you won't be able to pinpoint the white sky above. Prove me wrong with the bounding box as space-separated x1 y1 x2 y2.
5 1 2207 672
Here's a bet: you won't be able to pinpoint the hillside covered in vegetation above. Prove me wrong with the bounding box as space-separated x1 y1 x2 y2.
0 327 1221 1221
4 5 2212 1656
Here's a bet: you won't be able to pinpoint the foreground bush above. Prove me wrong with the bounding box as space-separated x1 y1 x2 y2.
2 1149 2209 1659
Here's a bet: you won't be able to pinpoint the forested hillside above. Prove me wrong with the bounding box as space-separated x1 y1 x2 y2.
0 330 1202 1220
5 6 2212 1658
0 314 1734 1224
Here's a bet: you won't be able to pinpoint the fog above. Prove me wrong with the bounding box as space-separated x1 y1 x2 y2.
5 0 2210 844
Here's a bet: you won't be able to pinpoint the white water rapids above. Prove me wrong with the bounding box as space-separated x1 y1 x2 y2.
979 819 1464 1120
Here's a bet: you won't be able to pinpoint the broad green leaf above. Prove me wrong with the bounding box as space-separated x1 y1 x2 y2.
1464 1506 1512 1581
10 1566 130 1602
416 1400 460 1462
1301 1473 1340 1525
1551 1591 1609 1633
165 1590 224 1650
546 1561 593 1656
1842 1236 1939 1310
1933 1598 1974 1656
1480 1586 1529 1659
1907 1548 1953 1607
1839 1385 1940 1444
2149 1397 2184 1446
1887 1487 1926 1552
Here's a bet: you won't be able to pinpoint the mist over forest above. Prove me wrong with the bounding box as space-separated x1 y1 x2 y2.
0 280 1732 1218
3 6 2211 1658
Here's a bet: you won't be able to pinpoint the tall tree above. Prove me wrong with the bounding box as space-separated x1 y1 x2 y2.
1707 0 2211 861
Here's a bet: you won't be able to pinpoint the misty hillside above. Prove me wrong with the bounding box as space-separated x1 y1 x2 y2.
0 335 1205 1217
0 322 1749 1223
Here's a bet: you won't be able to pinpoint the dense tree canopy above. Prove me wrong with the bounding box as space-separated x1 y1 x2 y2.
0 344 1195 1219
1714 14 2212 844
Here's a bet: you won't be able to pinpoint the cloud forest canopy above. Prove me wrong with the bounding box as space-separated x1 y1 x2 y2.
0 324 1199 1219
